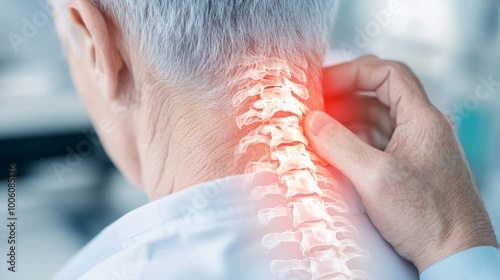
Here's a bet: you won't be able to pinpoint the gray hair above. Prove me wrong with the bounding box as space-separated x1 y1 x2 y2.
55 0 336 101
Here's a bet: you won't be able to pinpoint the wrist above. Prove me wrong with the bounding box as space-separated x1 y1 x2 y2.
415 218 498 272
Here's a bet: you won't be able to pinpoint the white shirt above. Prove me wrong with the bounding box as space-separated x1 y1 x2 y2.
54 171 419 280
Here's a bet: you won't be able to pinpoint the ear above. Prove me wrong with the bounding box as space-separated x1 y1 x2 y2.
67 0 124 100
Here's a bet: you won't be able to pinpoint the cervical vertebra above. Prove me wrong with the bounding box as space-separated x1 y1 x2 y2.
233 59 368 280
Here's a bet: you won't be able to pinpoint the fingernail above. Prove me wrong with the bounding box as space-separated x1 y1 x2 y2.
309 111 334 137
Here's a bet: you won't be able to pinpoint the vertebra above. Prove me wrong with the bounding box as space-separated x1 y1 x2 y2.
233 59 367 280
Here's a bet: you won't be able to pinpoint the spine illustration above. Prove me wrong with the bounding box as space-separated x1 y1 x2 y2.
233 59 368 280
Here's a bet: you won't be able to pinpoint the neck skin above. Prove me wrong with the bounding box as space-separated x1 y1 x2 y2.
136 76 324 201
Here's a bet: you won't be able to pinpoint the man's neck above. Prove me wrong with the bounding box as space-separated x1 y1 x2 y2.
138 75 323 201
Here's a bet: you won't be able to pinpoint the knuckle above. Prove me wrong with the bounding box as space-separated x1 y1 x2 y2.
440 111 457 130
359 54 379 61
396 62 412 73
438 112 456 131
385 61 420 83
426 107 455 132
387 61 411 73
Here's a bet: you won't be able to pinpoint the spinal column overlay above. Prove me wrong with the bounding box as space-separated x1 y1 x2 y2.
233 59 368 280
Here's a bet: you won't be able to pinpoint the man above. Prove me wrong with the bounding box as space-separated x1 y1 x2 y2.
51 0 499 279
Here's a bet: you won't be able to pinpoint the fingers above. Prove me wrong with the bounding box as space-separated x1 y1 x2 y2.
322 56 431 126
322 55 379 97
304 111 393 194
324 94 394 138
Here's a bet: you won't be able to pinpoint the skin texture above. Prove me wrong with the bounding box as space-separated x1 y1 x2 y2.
304 55 499 272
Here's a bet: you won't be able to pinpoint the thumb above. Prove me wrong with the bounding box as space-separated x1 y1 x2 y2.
304 111 389 192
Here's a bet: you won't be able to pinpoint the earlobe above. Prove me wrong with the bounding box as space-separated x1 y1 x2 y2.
67 0 124 100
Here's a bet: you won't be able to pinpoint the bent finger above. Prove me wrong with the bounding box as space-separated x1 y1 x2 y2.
324 94 394 137
322 56 431 125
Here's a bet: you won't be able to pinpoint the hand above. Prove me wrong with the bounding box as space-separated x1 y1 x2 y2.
304 55 499 272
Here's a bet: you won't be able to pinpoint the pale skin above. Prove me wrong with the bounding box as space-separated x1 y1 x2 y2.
55 0 497 274
54 0 274 199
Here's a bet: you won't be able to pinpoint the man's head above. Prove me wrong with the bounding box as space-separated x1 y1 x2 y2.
51 0 335 196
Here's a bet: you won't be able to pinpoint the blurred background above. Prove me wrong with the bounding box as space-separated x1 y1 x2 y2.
0 0 499 279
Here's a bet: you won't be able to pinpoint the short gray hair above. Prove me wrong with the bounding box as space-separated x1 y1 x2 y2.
58 0 335 100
